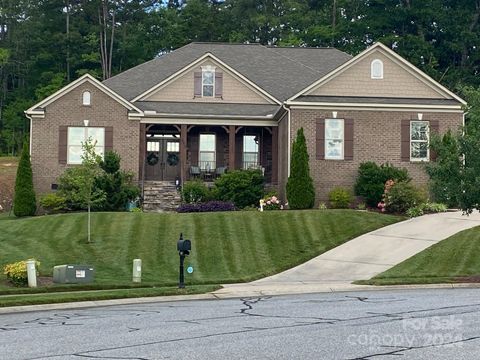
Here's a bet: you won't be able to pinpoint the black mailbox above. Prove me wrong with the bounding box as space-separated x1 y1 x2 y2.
177 233 191 288
177 239 191 252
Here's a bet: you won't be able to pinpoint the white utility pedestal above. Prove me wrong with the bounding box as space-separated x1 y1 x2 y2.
133 259 142 283
25 260 37 288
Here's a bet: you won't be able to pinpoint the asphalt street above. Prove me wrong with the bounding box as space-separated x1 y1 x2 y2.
1 288 480 359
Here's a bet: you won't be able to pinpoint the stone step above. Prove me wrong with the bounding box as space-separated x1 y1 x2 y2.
142 181 182 212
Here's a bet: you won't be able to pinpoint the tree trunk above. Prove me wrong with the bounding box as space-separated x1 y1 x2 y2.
87 203 91 243
66 0 70 82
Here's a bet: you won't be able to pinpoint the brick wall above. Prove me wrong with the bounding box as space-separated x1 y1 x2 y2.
288 108 463 202
31 83 139 194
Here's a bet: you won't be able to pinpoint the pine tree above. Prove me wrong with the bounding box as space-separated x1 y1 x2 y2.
13 142 37 217
286 127 315 209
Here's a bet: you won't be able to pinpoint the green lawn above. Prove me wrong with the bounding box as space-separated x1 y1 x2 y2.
0 210 400 292
358 225 480 285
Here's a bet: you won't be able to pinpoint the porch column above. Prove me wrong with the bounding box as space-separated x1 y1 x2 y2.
139 123 146 181
271 126 278 184
229 125 236 170
139 123 147 199
180 124 187 184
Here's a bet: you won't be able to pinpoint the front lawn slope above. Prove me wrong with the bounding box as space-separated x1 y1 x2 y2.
0 210 399 287
360 225 480 285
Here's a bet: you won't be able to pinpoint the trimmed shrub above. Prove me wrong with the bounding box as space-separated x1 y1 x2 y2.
406 206 424 218
328 187 352 209
96 151 140 211
286 128 315 209
13 142 37 217
182 180 210 204
354 162 410 207
214 169 264 209
3 259 40 286
426 131 462 208
384 181 427 214
422 202 448 213
39 193 67 213
59 150 139 211
177 201 235 213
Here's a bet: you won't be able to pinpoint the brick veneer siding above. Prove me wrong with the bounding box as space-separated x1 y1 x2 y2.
31 83 139 194
277 113 289 201
288 108 463 202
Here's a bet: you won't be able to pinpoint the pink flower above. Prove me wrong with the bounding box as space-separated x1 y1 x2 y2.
267 201 271 205
271 196 278 202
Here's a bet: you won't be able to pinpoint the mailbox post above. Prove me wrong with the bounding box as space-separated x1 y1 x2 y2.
177 233 191 288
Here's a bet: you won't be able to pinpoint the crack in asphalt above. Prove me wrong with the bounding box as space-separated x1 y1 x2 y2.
5 293 480 359
348 335 480 359
27 319 334 360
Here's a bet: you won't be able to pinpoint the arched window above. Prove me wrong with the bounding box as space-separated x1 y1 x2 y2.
82 91 91 105
371 59 384 79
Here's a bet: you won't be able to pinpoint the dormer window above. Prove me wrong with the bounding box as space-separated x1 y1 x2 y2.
82 91 91 105
202 66 215 97
371 59 383 79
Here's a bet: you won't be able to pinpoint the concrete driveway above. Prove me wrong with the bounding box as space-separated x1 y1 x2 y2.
214 211 480 297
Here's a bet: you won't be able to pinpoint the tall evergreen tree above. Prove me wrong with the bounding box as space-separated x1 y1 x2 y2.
286 127 315 209
13 141 36 216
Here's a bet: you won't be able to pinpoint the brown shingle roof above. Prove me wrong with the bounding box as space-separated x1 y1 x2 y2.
103 43 352 102
135 101 281 118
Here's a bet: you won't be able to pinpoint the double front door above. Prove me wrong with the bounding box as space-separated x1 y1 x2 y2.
145 138 180 181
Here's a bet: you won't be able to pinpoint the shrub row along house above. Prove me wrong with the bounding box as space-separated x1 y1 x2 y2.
25 42 465 209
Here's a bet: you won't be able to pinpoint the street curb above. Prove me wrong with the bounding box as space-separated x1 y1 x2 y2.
212 282 480 299
0 293 218 314
1 283 480 314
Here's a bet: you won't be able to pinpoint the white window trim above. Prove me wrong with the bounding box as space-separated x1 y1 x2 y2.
67 126 105 165
82 90 91 106
410 120 430 162
199 133 216 170
324 118 344 160
371 59 384 79
242 134 259 169
201 66 215 97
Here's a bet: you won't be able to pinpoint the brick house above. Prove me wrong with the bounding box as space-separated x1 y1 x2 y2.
25 42 465 208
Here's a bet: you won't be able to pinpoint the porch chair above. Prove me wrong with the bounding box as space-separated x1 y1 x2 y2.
215 166 227 178
189 165 201 179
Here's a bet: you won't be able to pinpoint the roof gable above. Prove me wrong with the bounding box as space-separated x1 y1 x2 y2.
289 42 466 105
26 74 141 115
137 53 278 104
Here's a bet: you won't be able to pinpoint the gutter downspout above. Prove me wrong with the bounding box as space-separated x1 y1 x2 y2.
282 104 291 177
25 113 33 155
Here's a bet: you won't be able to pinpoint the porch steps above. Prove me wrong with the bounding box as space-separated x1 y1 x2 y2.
142 181 182 212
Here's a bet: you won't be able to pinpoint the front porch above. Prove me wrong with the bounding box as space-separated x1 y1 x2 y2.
139 124 279 187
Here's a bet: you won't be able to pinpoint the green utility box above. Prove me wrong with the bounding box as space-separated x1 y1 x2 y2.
53 265 95 284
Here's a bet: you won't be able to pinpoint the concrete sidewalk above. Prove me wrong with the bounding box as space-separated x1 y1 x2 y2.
214 211 480 297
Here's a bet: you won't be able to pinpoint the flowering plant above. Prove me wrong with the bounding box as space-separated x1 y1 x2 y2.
260 195 284 211
377 179 395 212
3 259 40 286
377 201 386 212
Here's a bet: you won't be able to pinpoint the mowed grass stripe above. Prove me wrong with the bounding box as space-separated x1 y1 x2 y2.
0 210 400 288
360 225 480 285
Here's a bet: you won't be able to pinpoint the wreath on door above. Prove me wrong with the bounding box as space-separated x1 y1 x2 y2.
167 152 179 166
147 152 159 166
